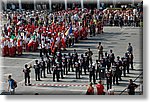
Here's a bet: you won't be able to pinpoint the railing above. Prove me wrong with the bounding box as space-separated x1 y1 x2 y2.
119 71 143 95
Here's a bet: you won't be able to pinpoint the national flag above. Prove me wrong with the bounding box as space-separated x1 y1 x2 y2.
28 35 35 47
28 39 34 47
65 25 72 36
10 35 16 42
61 34 66 48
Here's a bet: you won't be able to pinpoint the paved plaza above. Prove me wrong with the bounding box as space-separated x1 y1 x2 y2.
0 26 143 95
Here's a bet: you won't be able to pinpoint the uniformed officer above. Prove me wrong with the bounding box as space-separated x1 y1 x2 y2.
67 53 72 72
75 62 81 79
23 64 31 86
46 56 51 74
85 53 89 72
127 43 133 54
111 62 118 85
83 54 88 75
64 54 68 75
106 70 113 90
104 52 111 71
97 42 103 60
100 58 106 79
73 49 78 68
33 60 41 81
89 63 96 84
125 52 130 74
85 48 93 66
53 62 60 82
80 54 84 75
116 56 122 81
128 53 134 70
95 60 100 80
62 54 66 75
56 53 63 79
40 57 46 78
108 49 115 65
121 57 127 77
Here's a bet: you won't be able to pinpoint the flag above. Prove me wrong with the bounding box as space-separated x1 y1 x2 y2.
28 39 34 47
61 34 66 48
28 35 35 47
10 35 15 42
65 25 72 36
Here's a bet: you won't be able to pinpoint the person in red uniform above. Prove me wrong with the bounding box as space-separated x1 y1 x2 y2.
96 80 105 95
86 82 94 95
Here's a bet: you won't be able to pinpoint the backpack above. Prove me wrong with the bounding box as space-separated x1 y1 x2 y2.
13 80 17 88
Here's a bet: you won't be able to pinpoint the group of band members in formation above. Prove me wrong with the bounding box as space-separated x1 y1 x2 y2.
1 7 105 57
23 42 134 91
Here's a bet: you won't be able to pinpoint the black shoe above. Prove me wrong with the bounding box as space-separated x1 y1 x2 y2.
28 84 32 86
25 84 27 86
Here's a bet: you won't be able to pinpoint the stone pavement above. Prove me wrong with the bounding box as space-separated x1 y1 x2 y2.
0 26 143 95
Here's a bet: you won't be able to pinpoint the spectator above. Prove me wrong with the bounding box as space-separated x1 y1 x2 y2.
127 79 138 95
86 82 94 95
7 75 17 95
96 80 105 95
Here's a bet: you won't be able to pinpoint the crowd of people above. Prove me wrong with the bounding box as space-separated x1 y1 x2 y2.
1 7 143 57
102 7 143 27
1 7 104 57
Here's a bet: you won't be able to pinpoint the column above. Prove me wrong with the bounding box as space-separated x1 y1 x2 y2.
113 0 116 8
4 0 7 10
49 0 52 11
65 0 67 10
18 0 22 10
132 0 135 6
81 0 84 9
34 0 36 10
97 0 100 9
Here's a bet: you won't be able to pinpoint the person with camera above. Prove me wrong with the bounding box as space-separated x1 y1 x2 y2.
23 64 32 86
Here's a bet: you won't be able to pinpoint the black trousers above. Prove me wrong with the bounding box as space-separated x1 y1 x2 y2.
53 70 59 82
76 70 81 79
24 74 30 84
89 72 96 83
113 73 119 84
47 64 51 74
123 65 126 77
41 69 46 78
106 78 112 90
35 70 40 81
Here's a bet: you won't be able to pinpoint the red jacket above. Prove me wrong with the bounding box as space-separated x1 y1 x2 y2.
96 84 104 95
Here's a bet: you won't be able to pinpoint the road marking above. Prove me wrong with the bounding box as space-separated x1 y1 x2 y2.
31 83 88 87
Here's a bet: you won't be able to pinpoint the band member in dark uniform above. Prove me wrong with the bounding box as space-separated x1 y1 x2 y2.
108 49 115 65
46 56 51 74
53 62 60 82
85 48 93 66
33 60 41 81
97 42 103 60
121 57 127 77
40 57 46 78
75 62 81 79
89 63 96 84
95 60 100 80
23 64 31 86
106 70 113 90
67 53 72 72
